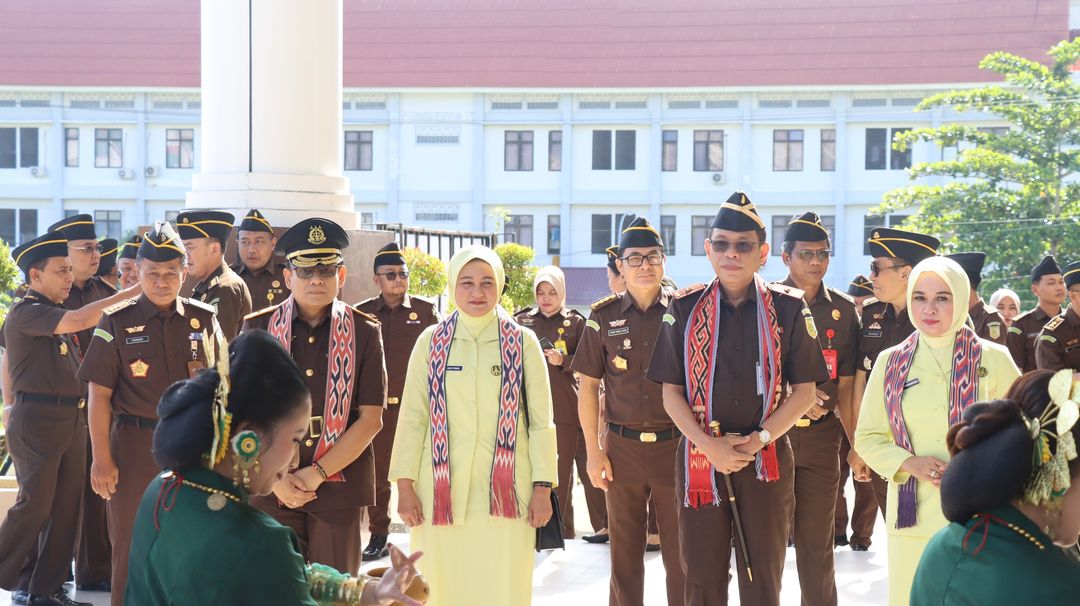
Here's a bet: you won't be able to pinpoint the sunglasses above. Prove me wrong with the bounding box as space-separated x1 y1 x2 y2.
869 261 909 277
290 265 341 280
792 250 831 261
620 253 664 267
377 270 409 281
707 239 763 254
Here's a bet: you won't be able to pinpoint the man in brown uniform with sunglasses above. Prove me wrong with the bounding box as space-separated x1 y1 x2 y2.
176 210 252 342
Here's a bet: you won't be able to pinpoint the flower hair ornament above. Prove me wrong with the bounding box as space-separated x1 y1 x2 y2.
1022 369 1080 508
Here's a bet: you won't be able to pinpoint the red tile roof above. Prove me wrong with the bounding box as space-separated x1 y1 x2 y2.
0 0 1068 89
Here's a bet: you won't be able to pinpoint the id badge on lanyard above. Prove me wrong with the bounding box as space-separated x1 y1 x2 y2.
187 331 205 378
822 349 839 380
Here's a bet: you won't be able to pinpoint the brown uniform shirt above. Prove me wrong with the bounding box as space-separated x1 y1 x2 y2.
231 261 287 313
1035 308 1080 371
572 289 673 428
514 306 586 426
647 282 830 433
192 263 252 342
76 296 220 419
1007 306 1060 373
0 290 84 398
858 298 915 373
970 301 1007 345
781 278 859 411
243 304 387 511
355 294 438 404
63 276 118 356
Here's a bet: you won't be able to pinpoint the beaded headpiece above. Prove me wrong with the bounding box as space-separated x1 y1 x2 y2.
203 323 233 466
1021 369 1079 508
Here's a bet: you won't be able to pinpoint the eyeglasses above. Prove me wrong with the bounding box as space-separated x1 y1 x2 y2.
707 239 763 254
290 265 341 280
621 253 664 267
69 244 103 255
377 270 409 281
792 250 832 262
869 261 908 277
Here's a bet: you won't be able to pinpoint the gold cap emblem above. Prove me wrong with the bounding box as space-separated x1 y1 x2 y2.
872 231 880 239
831 309 841 321
308 225 327 245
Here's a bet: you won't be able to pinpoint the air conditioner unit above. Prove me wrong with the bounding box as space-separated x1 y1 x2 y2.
711 172 726 185
145 166 162 178
118 168 135 180
29 166 46 178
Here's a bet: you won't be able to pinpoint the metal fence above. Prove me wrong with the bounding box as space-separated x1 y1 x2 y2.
375 223 497 266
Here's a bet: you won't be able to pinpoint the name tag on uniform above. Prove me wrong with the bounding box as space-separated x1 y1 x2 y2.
607 327 629 337
125 336 150 345
904 378 920 390
864 330 883 339
447 365 463 372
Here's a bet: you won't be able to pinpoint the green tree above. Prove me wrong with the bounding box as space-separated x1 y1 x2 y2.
876 39 1080 303
0 239 21 325
401 246 447 299
494 243 537 313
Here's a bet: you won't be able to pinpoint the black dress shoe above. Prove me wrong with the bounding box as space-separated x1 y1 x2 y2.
834 534 849 547
645 541 661 552
850 543 869 552
27 596 63 606
11 590 29 605
47 588 91 606
362 534 389 561
75 581 111 592
582 533 609 544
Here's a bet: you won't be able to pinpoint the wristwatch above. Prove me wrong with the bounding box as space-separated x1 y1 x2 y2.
756 427 772 446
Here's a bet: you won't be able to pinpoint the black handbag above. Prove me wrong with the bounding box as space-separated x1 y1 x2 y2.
521 382 565 552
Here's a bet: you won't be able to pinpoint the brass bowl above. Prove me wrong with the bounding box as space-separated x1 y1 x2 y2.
362 566 430 605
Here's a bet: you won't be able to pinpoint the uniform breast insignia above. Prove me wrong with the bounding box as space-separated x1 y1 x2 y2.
409 312 418 321
190 318 201 330
663 313 676 326
608 319 627 328
802 307 819 339
563 319 571 327
978 366 988 378
863 356 872 370
1039 335 1058 344
271 280 281 288
608 327 630 337
129 359 150 379
586 319 601 332
622 338 632 350
93 328 114 343
125 325 145 334
612 355 628 371
988 323 1002 340
831 309 841 321
58 341 68 356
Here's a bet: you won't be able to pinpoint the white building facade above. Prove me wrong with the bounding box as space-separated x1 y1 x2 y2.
0 86 1012 290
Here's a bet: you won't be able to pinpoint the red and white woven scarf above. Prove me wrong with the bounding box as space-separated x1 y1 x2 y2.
268 295 355 482
427 308 524 525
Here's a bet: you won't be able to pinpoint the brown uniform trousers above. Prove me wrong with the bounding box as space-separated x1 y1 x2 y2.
77 295 221 606
0 292 88 596
1035 308 1080 371
64 276 117 587
789 416 844 606
356 294 438 537
572 290 685 606
192 263 253 342
835 435 884 547
245 303 387 576
232 261 287 313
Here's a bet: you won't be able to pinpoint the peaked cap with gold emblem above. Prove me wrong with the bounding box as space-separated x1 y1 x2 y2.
277 218 349 267
712 191 765 232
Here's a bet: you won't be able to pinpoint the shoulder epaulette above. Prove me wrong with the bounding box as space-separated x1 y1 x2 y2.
863 297 880 307
103 297 139 315
513 306 535 317
674 283 707 299
352 307 380 325
411 295 436 307
567 308 586 319
590 293 619 310
767 282 804 300
829 288 857 306
243 305 278 322
1044 315 1065 332
355 296 378 310
185 298 217 314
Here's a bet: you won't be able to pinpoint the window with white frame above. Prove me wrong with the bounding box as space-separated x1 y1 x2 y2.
547 215 560 255
693 130 724 171
661 130 678 172
166 128 194 169
0 127 39 168
592 130 636 171
691 215 711 256
773 129 804 171
344 130 373 171
504 131 534 172
95 210 122 240
548 131 562 171
821 129 836 172
504 214 533 247
866 128 912 170
65 128 79 167
0 208 38 246
95 128 123 168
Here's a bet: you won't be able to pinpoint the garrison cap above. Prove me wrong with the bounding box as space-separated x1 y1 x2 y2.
373 241 406 271
1063 261 1080 289
138 222 186 263
847 275 874 297
175 210 236 242
617 217 663 253
1031 255 1062 283
712 191 765 232
784 211 830 243
48 213 97 241
96 238 118 276
12 233 69 273
119 234 143 261
866 227 940 264
945 252 987 290
236 209 274 234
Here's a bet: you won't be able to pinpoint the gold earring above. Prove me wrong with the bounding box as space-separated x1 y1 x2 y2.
231 430 261 490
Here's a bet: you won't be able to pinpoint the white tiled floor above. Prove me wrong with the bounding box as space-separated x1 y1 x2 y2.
0 480 889 605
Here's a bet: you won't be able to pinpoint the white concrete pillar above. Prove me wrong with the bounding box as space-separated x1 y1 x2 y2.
188 0 355 228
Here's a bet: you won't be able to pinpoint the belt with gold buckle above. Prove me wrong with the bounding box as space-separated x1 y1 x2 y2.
606 422 680 443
